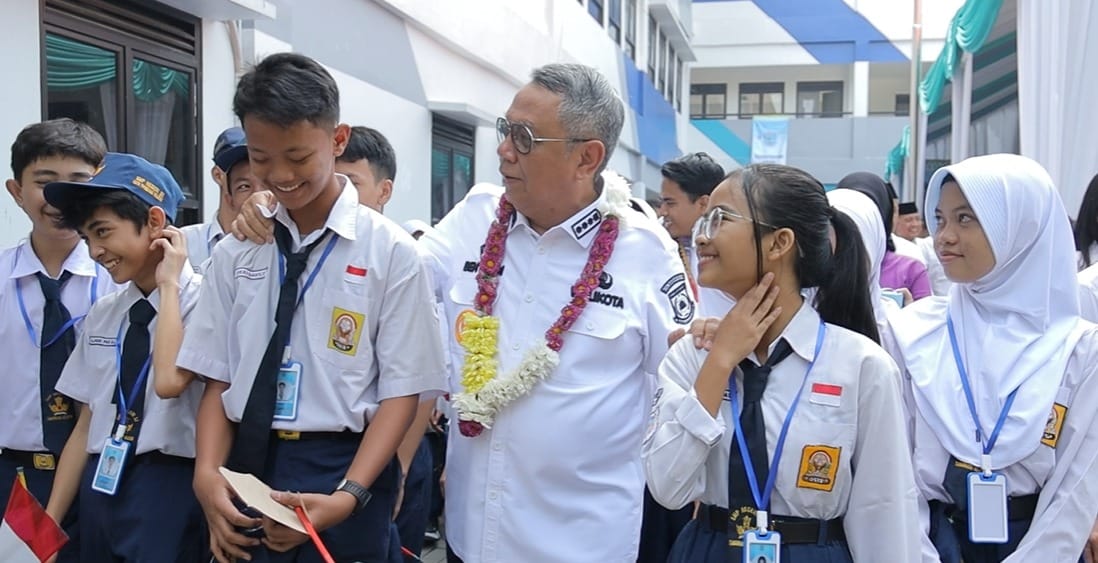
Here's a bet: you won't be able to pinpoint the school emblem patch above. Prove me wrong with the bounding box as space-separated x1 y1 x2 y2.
727 505 758 547
660 273 695 325
1042 403 1067 448
328 307 365 355
797 445 841 492
45 392 74 422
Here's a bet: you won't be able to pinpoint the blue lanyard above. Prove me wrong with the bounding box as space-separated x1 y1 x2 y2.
728 322 827 522
946 315 1017 471
276 232 339 310
12 245 100 348
113 318 152 435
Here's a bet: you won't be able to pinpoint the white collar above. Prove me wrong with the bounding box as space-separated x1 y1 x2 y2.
271 174 359 248
9 238 99 280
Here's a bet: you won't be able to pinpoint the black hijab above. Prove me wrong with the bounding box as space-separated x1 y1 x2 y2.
837 171 896 251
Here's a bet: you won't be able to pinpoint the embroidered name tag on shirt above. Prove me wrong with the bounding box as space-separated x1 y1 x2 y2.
1041 403 1068 448
328 307 365 355
809 383 843 407
234 267 268 280
88 336 117 347
797 445 841 492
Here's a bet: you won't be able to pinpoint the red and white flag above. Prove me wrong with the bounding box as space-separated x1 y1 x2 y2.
0 477 67 563
809 382 843 407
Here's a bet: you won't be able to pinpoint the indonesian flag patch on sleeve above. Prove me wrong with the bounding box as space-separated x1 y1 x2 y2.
809 382 843 407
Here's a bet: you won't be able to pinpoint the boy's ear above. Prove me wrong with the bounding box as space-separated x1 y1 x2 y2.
146 206 168 235
377 179 393 207
5 179 23 207
332 123 351 158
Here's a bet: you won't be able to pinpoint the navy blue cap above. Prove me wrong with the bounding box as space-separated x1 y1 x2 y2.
44 152 185 222
213 126 249 173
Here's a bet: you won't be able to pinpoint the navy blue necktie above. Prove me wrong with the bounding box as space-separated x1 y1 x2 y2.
727 339 793 521
37 271 76 454
116 299 156 443
228 223 327 475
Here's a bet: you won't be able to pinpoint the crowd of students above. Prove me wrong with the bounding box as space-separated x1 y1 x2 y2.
3 52 1098 563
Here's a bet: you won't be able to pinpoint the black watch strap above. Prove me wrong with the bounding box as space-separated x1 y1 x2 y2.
334 479 372 512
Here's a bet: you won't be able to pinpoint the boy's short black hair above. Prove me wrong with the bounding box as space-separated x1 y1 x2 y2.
233 53 340 128
10 118 107 180
337 126 397 182
55 189 156 233
660 152 725 201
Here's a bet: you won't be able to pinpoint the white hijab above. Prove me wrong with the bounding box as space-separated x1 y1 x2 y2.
827 188 900 329
894 154 1084 468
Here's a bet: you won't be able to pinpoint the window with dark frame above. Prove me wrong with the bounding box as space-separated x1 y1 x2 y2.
895 93 911 116
690 83 727 119
588 0 604 25
796 81 844 117
657 31 667 94
624 0 636 60
608 0 622 42
42 0 202 226
738 82 784 117
430 115 475 225
647 15 658 83
674 56 683 112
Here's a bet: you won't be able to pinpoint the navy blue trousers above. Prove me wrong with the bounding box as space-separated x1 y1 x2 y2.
245 435 400 563
638 487 693 563
395 437 433 559
667 519 853 563
929 501 1052 563
0 452 80 563
79 452 204 563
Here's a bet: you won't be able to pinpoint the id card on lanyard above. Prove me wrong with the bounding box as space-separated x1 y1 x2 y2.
92 321 152 496
947 315 1014 544
728 322 827 563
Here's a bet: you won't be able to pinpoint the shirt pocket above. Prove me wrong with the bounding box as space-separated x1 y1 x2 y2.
549 307 629 385
775 420 856 519
308 287 372 372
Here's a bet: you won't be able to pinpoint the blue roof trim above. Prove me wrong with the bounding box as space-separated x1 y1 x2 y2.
693 0 908 63
691 119 749 165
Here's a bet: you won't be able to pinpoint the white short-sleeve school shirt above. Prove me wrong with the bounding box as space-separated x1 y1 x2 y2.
55 263 202 457
0 239 122 452
418 183 694 563
180 220 224 273
176 179 447 431
643 302 922 563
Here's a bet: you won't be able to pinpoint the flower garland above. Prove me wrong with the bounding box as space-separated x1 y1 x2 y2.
454 173 631 437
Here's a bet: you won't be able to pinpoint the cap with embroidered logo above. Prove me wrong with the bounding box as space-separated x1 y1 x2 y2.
44 152 185 222
213 126 248 173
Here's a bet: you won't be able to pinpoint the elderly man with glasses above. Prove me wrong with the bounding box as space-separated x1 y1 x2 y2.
418 63 695 563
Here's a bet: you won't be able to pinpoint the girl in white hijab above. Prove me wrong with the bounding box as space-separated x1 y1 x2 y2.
888 154 1098 562
827 188 901 354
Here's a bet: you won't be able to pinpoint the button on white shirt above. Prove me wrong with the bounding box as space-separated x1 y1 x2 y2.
177 179 447 431
644 302 922 563
0 239 122 452
180 220 224 273
56 264 202 458
419 183 694 563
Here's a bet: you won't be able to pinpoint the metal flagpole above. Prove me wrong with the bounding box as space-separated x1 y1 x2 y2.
906 0 923 202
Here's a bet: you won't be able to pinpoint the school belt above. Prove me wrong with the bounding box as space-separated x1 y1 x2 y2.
936 493 1040 523
272 429 363 442
130 451 194 466
0 449 58 471
699 504 847 544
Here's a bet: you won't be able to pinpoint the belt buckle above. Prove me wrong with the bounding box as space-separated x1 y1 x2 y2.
33 453 56 471
276 430 300 441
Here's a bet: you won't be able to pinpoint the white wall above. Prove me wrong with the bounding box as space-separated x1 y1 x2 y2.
199 20 240 224
0 1 45 246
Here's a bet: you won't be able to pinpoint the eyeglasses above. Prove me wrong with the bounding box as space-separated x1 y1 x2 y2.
695 206 778 240
495 117 593 155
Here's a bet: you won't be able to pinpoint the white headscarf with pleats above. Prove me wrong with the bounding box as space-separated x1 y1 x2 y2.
893 154 1083 468
827 188 899 328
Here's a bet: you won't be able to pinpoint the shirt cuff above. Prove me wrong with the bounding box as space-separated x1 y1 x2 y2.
674 393 725 447
176 348 230 383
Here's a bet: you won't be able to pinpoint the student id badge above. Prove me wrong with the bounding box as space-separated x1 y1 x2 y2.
273 361 302 421
743 529 781 563
91 436 130 496
966 471 1009 543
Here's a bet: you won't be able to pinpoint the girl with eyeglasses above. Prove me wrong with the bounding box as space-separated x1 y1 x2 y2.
643 164 921 562
888 154 1098 562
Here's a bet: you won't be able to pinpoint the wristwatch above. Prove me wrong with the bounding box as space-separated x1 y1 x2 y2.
334 479 372 513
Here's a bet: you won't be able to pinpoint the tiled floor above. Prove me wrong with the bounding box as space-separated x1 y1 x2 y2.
420 541 446 563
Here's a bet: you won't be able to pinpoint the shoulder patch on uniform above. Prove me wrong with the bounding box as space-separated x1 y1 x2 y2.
797 445 841 492
570 208 602 239
660 273 695 324
1042 403 1067 448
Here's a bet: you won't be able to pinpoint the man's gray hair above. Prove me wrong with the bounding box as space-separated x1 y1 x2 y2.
531 63 624 174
